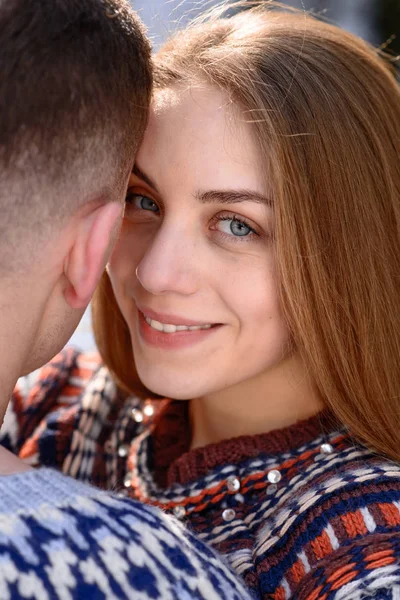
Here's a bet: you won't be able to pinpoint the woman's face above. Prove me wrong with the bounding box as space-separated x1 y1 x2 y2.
108 85 291 400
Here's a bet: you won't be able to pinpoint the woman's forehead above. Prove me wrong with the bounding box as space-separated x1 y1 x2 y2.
144 85 262 167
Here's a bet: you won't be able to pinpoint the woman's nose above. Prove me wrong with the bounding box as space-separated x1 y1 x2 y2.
135 224 200 296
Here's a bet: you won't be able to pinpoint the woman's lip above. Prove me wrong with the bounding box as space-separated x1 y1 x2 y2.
136 305 217 327
138 311 221 350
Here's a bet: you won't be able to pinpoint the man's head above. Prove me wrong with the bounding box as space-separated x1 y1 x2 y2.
0 0 152 377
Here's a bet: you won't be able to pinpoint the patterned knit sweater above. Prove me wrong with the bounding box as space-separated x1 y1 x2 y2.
1 348 400 600
0 468 251 600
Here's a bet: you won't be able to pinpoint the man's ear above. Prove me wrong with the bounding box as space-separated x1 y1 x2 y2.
63 201 123 309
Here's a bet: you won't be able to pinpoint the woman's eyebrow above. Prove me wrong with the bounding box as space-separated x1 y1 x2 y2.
132 165 271 206
195 189 272 206
132 164 159 193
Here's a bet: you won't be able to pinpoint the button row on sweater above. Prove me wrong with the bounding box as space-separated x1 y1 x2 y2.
314 443 335 461
267 469 282 484
173 505 186 519
227 476 241 493
222 509 236 522
169 468 285 523
173 505 237 522
118 444 129 458
124 472 133 488
132 408 144 423
131 405 155 424
321 443 334 454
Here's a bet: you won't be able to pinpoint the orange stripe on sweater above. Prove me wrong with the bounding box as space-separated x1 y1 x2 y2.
290 560 305 584
19 436 41 459
273 586 286 600
340 510 368 538
378 502 400 527
311 530 333 560
330 571 357 591
306 585 327 600
365 548 396 570
56 386 83 398
366 556 396 570
327 562 356 583
365 548 394 563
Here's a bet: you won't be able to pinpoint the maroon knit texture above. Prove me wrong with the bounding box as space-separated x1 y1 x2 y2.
152 401 338 486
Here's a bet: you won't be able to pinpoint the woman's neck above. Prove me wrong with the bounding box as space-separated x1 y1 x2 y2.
189 353 324 450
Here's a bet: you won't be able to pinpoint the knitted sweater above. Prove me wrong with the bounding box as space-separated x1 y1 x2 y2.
0 468 251 600
2 348 400 600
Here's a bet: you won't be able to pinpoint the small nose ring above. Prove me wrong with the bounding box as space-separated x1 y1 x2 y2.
135 266 141 283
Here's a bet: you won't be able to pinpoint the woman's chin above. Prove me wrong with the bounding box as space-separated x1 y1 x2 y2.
137 367 203 401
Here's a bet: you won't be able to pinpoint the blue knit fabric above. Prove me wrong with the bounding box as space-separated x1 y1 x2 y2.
0 469 252 599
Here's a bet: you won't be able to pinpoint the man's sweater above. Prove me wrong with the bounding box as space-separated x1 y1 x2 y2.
0 468 251 599
2 348 400 599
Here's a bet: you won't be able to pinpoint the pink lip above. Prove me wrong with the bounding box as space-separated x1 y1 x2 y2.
137 310 221 350
137 305 215 327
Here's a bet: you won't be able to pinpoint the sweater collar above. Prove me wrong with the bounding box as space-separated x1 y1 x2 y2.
149 400 339 487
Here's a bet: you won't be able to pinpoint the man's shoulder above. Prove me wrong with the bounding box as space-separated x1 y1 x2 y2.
0 348 104 466
0 469 251 600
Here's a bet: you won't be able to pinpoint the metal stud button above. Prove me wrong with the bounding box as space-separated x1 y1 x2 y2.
222 508 236 522
143 405 154 417
173 505 186 520
227 476 241 493
123 472 133 488
118 444 129 458
267 469 282 484
320 443 334 454
132 408 144 423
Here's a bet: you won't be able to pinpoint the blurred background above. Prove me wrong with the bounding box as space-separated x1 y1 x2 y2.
69 0 400 354
132 0 400 54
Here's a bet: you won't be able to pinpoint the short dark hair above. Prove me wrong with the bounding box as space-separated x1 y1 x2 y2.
0 0 152 268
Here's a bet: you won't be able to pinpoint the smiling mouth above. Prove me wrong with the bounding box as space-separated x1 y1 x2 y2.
144 315 214 334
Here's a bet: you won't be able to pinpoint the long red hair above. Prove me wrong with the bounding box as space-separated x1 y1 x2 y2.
93 3 400 461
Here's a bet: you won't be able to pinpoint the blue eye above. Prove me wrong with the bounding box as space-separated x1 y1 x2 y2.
135 194 159 213
230 219 252 237
217 216 254 237
126 191 159 213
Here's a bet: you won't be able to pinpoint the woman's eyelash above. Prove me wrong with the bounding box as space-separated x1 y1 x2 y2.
125 189 142 203
214 214 258 236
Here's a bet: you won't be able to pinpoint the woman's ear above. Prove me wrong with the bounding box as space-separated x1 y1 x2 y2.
63 201 123 309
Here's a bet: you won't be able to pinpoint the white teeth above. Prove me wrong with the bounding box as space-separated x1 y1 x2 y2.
149 319 163 332
144 316 212 334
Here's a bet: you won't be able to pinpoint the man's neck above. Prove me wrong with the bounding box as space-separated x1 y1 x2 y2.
0 349 32 474
0 290 38 475
0 446 32 475
0 343 25 428
0 356 33 475
0 318 27 420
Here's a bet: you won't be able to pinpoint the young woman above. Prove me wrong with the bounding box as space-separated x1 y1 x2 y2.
2 4 400 599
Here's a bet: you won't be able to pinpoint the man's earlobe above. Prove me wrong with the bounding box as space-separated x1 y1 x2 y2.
63 202 123 309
